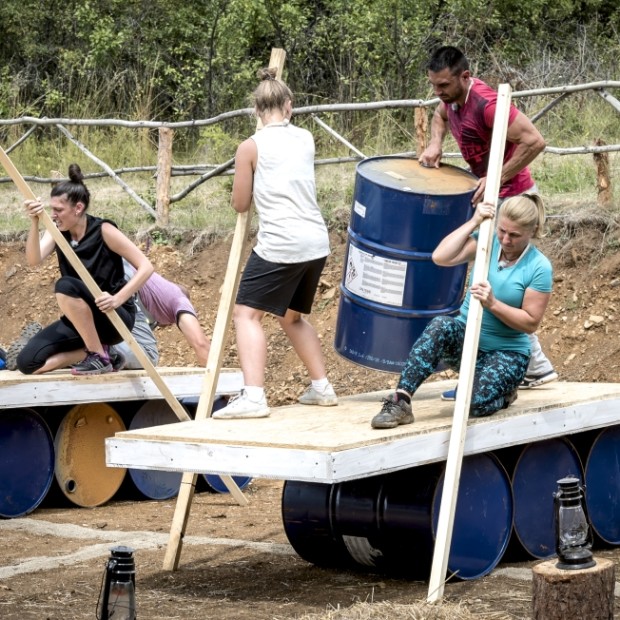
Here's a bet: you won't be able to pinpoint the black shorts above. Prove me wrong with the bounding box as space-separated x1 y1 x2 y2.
236 251 327 317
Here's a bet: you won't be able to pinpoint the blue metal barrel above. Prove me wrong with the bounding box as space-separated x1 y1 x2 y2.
0 408 55 518
498 438 582 559
584 426 620 544
203 474 252 494
128 400 184 500
334 156 477 372
180 396 253 495
282 453 512 580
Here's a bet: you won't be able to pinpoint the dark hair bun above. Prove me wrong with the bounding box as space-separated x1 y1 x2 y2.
257 67 277 82
68 164 84 184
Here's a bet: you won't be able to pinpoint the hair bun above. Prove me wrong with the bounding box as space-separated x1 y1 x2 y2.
257 67 277 82
68 163 84 184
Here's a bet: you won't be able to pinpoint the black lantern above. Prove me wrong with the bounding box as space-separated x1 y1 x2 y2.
97 545 137 620
554 476 595 570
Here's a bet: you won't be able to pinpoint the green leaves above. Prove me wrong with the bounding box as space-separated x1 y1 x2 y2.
0 0 618 121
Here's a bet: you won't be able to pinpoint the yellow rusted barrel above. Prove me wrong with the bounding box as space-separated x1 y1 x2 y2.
54 403 127 507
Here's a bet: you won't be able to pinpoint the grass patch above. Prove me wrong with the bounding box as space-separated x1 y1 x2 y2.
0 106 618 242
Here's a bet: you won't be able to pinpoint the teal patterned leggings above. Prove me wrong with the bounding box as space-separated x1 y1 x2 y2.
397 316 529 417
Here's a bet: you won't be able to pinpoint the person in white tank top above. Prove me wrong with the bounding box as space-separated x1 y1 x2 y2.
213 67 337 419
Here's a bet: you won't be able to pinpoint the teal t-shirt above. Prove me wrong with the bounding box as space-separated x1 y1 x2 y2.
457 234 553 355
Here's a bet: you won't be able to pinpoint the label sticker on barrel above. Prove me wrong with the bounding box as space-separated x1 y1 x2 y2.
354 200 366 218
345 245 406 306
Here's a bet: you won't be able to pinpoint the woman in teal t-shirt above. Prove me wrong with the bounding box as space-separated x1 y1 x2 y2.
371 194 552 429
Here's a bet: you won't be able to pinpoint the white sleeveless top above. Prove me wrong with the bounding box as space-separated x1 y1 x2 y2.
250 121 330 263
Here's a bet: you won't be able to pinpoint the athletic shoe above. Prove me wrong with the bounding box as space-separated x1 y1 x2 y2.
211 389 271 419
371 393 414 429
519 370 559 389
298 384 338 406
6 322 43 370
441 388 457 401
504 389 518 408
71 351 113 376
109 348 127 371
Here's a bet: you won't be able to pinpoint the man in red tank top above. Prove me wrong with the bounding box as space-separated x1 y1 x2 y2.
419 45 557 390
420 46 545 204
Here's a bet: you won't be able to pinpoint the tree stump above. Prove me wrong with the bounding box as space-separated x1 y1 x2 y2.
532 557 615 619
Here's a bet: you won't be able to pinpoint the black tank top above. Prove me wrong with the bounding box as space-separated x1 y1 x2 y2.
56 214 134 310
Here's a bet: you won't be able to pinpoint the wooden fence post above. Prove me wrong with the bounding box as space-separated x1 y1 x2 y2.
415 107 428 157
593 138 612 208
156 127 174 226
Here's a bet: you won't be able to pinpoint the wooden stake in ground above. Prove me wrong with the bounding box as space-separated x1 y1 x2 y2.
162 47 287 572
0 146 190 425
593 138 612 208
156 127 174 226
426 84 512 603
532 557 615 619
415 107 428 156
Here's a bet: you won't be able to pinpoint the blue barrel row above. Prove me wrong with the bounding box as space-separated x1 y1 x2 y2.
281 429 620 581
0 399 252 518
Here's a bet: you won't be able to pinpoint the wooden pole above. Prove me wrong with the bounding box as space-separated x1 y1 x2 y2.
162 48 287 572
427 84 512 603
0 146 190 424
593 138 612 208
532 558 615 619
311 115 366 158
55 124 157 218
414 107 428 157
156 127 174 226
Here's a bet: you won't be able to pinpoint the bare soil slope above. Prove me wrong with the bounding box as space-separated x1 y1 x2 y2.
2 212 620 620
2 213 620 394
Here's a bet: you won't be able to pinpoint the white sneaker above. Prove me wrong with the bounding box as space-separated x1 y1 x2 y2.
298 384 338 406
212 390 271 419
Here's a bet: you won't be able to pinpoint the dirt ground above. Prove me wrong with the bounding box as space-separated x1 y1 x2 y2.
2 208 620 619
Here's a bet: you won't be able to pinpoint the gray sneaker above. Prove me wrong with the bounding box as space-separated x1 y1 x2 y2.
371 393 414 429
6 322 43 370
298 384 338 406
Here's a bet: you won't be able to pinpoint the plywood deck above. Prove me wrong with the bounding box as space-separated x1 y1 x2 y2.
106 380 620 483
0 367 243 409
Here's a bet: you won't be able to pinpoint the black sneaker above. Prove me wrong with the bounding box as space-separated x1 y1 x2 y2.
71 351 113 376
6 322 43 370
107 347 127 371
519 370 558 389
503 389 518 408
371 393 414 429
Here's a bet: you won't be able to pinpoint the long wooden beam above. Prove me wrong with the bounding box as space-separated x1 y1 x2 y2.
427 84 512 602
0 146 191 424
162 48 287 571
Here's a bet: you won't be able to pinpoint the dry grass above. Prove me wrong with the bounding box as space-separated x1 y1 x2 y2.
294 600 511 620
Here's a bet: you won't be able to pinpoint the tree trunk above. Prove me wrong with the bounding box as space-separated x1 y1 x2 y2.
532 557 615 619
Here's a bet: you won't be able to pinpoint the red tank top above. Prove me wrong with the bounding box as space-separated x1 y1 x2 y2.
446 78 535 197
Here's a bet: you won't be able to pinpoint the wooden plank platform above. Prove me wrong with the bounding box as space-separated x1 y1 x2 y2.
106 380 620 483
0 367 243 409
